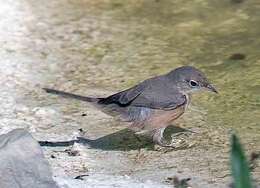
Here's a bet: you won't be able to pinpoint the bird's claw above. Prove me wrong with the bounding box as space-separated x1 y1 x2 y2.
154 132 196 152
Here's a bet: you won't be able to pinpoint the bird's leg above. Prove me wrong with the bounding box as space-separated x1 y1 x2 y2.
152 128 169 146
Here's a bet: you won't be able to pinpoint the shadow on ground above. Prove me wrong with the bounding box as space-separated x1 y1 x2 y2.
39 126 189 151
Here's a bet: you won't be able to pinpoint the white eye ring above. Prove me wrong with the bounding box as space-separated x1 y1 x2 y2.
189 80 198 87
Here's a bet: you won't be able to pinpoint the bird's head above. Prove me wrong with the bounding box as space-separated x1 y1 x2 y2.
167 66 218 94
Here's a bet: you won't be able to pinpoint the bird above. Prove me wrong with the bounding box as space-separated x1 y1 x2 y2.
43 66 218 148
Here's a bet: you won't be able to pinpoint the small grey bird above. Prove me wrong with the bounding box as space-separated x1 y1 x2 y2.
44 66 217 147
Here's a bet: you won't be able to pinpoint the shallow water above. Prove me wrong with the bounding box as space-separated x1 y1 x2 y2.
0 0 259 187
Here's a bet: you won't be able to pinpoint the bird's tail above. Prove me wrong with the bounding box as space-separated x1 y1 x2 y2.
43 88 99 102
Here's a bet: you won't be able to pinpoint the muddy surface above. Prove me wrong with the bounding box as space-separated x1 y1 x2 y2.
0 0 259 187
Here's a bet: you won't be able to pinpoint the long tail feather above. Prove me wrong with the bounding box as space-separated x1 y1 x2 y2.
43 88 99 102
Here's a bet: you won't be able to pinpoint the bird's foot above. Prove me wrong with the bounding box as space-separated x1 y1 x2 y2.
154 132 196 152
170 132 196 148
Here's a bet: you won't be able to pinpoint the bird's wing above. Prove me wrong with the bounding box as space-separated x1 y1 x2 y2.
98 82 146 105
131 89 187 110
98 79 186 110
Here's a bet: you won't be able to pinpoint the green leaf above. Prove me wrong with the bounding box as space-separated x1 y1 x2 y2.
231 134 252 188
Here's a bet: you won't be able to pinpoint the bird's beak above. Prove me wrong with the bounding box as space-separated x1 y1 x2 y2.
206 84 218 93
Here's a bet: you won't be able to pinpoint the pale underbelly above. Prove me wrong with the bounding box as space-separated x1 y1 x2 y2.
130 105 186 132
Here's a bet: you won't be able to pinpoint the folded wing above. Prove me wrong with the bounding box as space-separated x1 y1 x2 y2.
98 79 186 110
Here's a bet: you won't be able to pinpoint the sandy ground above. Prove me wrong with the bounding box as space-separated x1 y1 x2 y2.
0 0 259 187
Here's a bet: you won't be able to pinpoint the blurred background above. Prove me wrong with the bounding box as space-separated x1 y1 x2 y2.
0 0 259 187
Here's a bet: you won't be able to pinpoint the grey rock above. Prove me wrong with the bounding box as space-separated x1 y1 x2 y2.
0 129 59 188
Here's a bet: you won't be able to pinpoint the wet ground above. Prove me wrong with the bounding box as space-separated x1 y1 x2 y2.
0 0 259 187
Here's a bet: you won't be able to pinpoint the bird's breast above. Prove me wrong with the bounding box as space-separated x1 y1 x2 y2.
130 104 186 131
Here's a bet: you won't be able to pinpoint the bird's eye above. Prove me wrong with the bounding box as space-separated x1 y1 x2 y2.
189 80 198 87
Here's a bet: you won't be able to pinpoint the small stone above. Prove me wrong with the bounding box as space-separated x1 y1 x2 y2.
65 149 80 156
50 154 56 159
229 53 246 60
